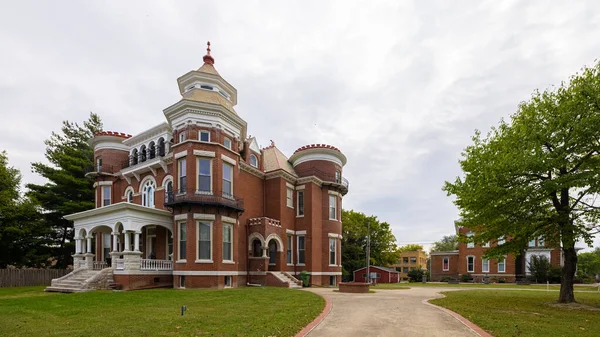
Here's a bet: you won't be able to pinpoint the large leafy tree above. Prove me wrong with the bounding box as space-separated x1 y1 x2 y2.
341 209 398 281
397 244 424 253
0 151 51 268
577 248 600 280
443 61 600 303
27 113 103 268
430 235 458 252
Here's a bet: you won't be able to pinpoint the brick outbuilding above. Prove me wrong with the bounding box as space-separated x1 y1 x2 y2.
353 266 400 284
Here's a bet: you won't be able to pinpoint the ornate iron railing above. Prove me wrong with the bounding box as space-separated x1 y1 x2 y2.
85 164 116 175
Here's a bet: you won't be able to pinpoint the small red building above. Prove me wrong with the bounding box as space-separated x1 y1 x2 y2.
353 266 400 284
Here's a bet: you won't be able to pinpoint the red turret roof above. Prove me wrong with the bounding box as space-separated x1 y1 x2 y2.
293 144 341 154
94 131 132 139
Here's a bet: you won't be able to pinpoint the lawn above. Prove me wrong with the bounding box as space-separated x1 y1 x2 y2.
372 282 599 291
429 290 600 337
0 286 324 337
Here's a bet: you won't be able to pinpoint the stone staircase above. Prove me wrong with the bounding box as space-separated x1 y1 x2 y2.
269 271 303 289
45 268 114 293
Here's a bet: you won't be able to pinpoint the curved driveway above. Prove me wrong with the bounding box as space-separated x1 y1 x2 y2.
304 287 480 337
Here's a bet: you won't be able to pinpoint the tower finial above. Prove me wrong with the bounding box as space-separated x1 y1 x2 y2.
203 41 215 65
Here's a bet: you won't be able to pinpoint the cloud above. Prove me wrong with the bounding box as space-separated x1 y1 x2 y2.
1 0 599 249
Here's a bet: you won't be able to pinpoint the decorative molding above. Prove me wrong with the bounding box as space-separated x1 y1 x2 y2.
174 150 188 159
285 182 294 189
297 176 323 187
295 184 305 190
296 230 307 235
174 214 187 221
239 161 265 178
265 169 297 184
98 181 113 186
193 213 216 221
286 229 295 235
221 215 237 224
328 190 342 197
221 154 237 166
193 150 216 157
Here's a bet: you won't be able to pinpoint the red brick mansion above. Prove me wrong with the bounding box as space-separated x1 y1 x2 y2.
47 43 349 291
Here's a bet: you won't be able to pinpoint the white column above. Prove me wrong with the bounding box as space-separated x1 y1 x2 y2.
87 236 93 254
112 232 118 252
124 231 131 251
134 231 141 252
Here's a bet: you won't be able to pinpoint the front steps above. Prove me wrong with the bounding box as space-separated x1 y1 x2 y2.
268 271 303 289
45 268 113 293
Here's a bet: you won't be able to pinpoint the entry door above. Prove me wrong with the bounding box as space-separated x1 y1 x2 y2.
269 241 277 264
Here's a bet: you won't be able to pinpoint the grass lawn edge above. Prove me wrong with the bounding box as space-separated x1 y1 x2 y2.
423 293 494 337
294 290 333 337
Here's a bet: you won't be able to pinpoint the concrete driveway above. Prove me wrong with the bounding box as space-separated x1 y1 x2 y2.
304 287 480 337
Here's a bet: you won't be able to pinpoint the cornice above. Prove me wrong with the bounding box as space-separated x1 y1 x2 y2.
239 161 265 179
297 176 323 187
265 169 297 184
123 122 172 147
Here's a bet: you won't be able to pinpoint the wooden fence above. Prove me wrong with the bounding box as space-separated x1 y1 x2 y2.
0 269 71 287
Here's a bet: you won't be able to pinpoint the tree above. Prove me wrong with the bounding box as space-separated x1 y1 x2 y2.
430 235 458 252
27 113 103 268
341 209 398 281
576 248 600 281
443 61 600 303
0 151 51 268
528 255 552 283
397 244 423 253
407 268 425 282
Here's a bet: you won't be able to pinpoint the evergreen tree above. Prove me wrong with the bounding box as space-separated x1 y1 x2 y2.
0 151 51 268
27 113 102 268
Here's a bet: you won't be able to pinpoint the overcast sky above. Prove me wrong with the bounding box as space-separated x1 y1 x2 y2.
1 1 599 251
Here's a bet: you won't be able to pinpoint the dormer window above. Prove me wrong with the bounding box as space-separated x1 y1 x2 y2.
223 137 232 150
179 132 186 143
199 131 210 142
218 90 230 99
200 85 214 90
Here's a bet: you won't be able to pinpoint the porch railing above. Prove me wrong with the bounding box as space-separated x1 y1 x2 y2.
115 259 125 271
93 261 109 270
140 259 173 271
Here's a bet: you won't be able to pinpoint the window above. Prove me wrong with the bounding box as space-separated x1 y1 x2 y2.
178 222 186 260
329 195 337 220
178 159 186 193
249 154 258 168
142 180 156 207
127 190 133 203
198 221 212 261
528 239 536 247
403 257 409 263
103 233 111 261
179 132 186 143
467 232 474 248
482 259 489 273
223 137 232 149
286 188 293 208
329 276 336 286
329 238 336 265
538 236 544 247
222 163 233 197
467 256 475 273
286 235 293 264
252 239 262 257
335 170 341 183
483 241 490 248
224 276 232 287
179 275 185 288
297 191 304 216
200 85 214 90
102 186 111 206
199 131 210 142
443 257 449 271
402 267 409 273
498 236 505 245
197 158 211 193
222 223 233 261
498 258 506 273
96 156 102 172
410 257 417 263
297 236 305 264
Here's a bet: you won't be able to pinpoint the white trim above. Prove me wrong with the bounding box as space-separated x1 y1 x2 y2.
194 260 214 264
196 220 213 261
222 222 234 263
193 150 216 157
177 221 187 261
161 175 173 189
498 257 506 273
173 271 247 276
98 181 113 186
123 186 135 202
221 154 237 166
466 255 475 273
196 157 213 194
198 130 211 142
329 237 336 266
286 229 295 235
286 187 294 208
285 182 294 189
328 190 342 197
442 256 450 271
328 233 342 239
482 258 490 273
289 150 345 167
101 185 111 207
295 184 305 190
296 230 307 235
175 150 188 159
297 235 306 264
222 215 237 224
194 213 216 220
174 214 187 221
296 190 305 217
328 195 337 220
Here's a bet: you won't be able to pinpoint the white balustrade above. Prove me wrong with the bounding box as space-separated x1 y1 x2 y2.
93 261 109 270
140 259 173 271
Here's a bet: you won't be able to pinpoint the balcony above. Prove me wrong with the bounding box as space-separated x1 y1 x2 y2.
85 164 117 177
120 154 169 184
164 189 244 212
295 167 349 195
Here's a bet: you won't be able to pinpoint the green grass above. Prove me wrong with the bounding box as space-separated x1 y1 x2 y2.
430 290 600 337
372 282 599 291
0 286 324 337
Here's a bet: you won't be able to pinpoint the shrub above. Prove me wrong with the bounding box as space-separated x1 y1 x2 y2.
299 271 310 287
498 277 506 283
407 268 425 282
440 276 451 282
549 266 562 284
461 273 473 282
528 255 552 283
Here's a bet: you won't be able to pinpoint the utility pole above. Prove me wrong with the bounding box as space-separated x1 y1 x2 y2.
366 219 370 284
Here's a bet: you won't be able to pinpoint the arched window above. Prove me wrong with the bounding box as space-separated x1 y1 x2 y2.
252 239 262 257
249 154 258 168
127 190 133 203
142 180 156 207
139 145 147 163
157 137 166 157
131 149 138 165
148 141 156 159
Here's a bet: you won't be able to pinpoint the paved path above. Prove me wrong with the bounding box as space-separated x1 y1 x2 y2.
304 287 480 337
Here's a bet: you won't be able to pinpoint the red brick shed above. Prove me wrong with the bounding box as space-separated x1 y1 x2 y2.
353 266 400 284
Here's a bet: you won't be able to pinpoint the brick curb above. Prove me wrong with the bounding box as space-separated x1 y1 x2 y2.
422 297 493 337
294 290 333 337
